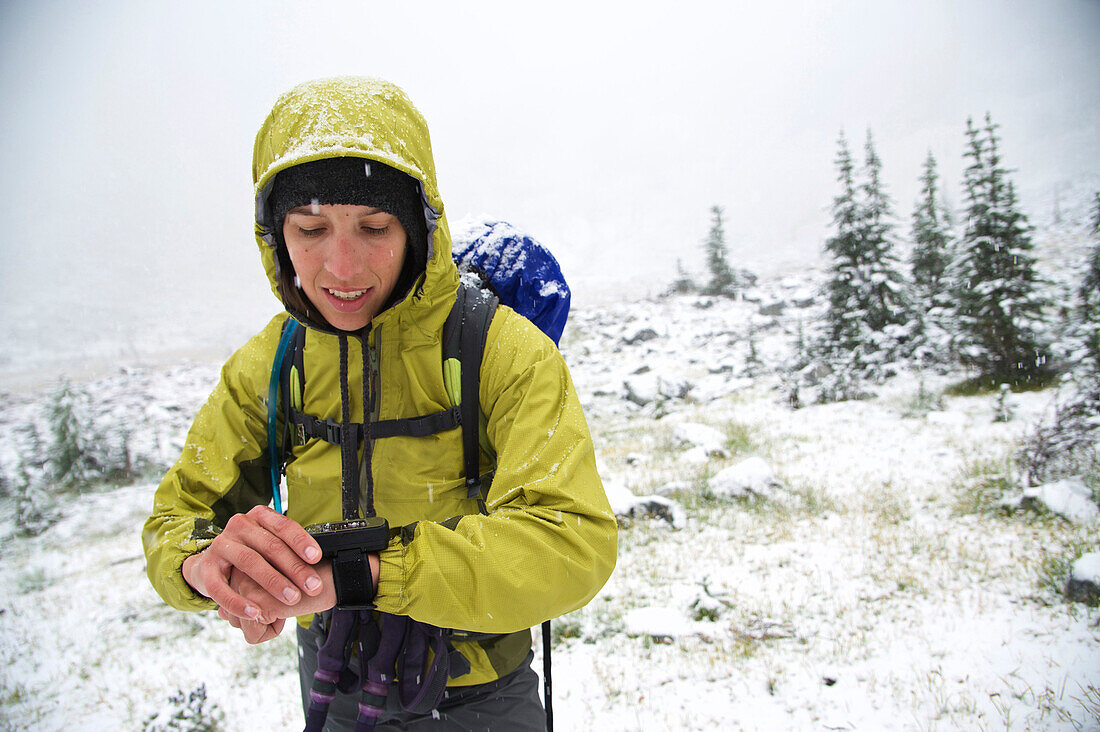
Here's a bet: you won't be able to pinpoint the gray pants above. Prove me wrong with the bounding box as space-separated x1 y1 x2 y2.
296 620 546 731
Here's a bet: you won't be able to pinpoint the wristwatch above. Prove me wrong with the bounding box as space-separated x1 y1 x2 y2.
304 517 389 609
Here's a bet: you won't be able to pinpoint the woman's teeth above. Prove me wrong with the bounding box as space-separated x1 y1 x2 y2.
328 289 367 301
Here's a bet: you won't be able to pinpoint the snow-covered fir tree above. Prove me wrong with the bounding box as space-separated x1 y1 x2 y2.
669 258 697 295
953 114 1050 385
47 380 94 490
857 130 910 338
702 205 737 297
819 132 863 365
909 151 955 366
815 130 910 399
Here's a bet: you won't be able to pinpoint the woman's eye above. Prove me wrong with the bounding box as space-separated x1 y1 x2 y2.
363 226 389 236
297 227 325 238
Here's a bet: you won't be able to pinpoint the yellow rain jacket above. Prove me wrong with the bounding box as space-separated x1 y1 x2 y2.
142 77 617 686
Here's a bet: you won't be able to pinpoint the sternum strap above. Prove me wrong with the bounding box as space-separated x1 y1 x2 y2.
290 406 462 445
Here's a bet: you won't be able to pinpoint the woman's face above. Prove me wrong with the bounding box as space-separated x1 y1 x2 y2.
283 203 409 331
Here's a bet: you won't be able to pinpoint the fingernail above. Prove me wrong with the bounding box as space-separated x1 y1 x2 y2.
245 604 260 619
305 547 321 562
283 587 300 603
305 576 321 593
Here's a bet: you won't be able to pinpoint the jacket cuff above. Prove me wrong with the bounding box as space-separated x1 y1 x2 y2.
374 538 406 613
166 545 220 612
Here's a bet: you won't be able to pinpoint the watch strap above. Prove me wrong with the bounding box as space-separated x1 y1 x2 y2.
330 548 375 609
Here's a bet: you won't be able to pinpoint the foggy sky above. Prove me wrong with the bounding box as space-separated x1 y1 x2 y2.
1 0 1097 377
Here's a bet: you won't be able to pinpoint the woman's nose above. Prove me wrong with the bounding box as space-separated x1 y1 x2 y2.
325 231 363 280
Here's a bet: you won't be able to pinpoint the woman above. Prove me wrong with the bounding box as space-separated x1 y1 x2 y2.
142 76 616 729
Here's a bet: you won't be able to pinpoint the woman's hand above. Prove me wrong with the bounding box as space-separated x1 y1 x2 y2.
215 552 382 644
233 560 337 620
182 505 324 622
217 562 338 644
217 605 285 644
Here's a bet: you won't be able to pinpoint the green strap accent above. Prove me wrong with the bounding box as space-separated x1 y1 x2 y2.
443 357 462 407
290 364 302 412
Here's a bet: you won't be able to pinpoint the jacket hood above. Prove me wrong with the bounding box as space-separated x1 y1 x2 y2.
252 76 458 333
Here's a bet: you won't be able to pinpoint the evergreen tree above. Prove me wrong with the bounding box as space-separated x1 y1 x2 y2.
856 130 910 338
46 380 94 490
821 131 864 360
669 258 697 295
910 151 953 302
953 114 1050 385
702 205 736 297
909 151 955 365
816 130 910 398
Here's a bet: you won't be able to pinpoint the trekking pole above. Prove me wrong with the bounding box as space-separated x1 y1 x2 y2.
542 619 553 731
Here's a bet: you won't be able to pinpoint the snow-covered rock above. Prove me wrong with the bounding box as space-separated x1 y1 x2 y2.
623 373 659 406
1020 477 1099 525
709 456 779 498
623 373 693 406
672 423 727 455
623 326 658 345
622 606 705 640
759 300 786 316
604 479 686 529
926 410 969 427
1066 551 1100 605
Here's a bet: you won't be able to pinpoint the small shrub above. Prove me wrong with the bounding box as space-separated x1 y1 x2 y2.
142 684 224 732
1018 374 1100 489
992 383 1014 423
13 461 56 538
952 454 1018 516
902 375 944 418
550 614 584 644
723 421 756 457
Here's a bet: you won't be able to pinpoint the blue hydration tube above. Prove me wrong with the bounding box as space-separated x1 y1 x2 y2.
268 318 300 514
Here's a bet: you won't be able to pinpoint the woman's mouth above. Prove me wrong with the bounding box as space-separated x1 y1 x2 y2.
327 288 368 301
324 287 371 312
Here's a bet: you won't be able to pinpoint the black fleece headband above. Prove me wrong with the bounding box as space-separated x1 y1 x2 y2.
270 157 428 302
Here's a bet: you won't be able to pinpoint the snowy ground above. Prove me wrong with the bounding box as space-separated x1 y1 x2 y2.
0 282 1097 731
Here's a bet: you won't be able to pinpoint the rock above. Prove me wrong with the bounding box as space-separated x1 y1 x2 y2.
1066 551 1100 605
759 300 786 317
619 495 687 528
709 457 779 498
623 373 693 406
673 423 727 455
799 362 832 384
623 327 658 345
623 606 703 640
927 411 969 427
1021 477 1100 525
604 479 686 529
623 373 659 406
792 292 816 309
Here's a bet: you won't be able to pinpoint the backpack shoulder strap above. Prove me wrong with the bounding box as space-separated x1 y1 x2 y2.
268 316 303 513
441 280 498 508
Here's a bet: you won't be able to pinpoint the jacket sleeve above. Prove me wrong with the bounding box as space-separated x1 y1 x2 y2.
141 317 283 612
374 309 617 632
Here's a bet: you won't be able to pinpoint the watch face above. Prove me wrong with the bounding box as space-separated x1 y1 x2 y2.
305 517 386 535
305 517 390 555
306 520 367 534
